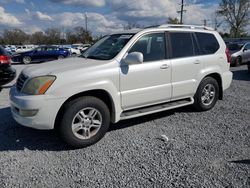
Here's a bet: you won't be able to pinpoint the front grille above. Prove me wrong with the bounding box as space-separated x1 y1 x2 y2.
16 73 28 92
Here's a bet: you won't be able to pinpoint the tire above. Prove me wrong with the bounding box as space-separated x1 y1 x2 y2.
22 56 31 64
234 56 242 67
59 96 110 148
193 77 219 111
58 55 65 60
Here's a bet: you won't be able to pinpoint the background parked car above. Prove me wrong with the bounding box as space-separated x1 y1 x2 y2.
4 45 16 54
61 45 81 56
15 45 34 53
72 44 91 53
247 61 250 73
0 46 16 87
12 46 70 64
228 42 250 66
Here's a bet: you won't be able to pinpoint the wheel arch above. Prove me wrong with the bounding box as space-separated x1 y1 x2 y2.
54 89 116 130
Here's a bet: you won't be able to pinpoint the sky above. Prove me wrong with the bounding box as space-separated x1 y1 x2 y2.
0 0 234 36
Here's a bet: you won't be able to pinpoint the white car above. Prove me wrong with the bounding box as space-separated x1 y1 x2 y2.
10 25 232 148
73 44 91 52
228 42 250 66
63 46 81 56
16 45 34 53
70 47 81 56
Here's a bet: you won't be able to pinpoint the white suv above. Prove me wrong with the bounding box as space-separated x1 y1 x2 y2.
10 25 233 148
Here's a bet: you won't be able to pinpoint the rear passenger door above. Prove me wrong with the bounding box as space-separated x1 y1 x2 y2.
169 32 202 100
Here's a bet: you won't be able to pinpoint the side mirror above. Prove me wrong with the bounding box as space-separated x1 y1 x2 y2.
243 48 248 52
123 52 143 65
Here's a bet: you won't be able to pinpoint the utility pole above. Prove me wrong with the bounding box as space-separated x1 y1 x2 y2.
85 12 88 31
201 19 210 26
177 0 186 24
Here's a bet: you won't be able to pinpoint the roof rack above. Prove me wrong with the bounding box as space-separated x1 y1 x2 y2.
158 24 214 31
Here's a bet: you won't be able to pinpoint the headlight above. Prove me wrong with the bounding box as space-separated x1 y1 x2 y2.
22 76 56 95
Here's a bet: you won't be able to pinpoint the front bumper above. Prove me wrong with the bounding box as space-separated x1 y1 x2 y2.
0 66 16 86
10 86 66 130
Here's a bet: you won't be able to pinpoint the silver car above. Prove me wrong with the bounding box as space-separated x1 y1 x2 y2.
228 42 250 66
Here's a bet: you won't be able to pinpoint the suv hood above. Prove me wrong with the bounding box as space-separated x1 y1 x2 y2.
22 57 110 77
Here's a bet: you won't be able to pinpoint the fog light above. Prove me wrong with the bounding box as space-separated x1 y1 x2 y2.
19 109 38 117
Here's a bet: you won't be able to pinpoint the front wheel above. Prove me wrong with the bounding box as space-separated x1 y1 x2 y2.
193 77 219 111
59 96 110 148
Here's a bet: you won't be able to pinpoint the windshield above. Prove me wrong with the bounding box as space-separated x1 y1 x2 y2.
83 34 134 60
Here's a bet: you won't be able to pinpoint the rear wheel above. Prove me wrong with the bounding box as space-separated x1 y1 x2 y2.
22 56 31 64
58 55 64 60
234 56 242 67
59 96 110 148
193 77 219 111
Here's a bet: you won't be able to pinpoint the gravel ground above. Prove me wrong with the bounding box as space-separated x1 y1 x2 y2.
0 63 249 187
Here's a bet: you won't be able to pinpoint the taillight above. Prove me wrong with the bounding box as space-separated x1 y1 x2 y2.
0 55 11 65
225 47 231 64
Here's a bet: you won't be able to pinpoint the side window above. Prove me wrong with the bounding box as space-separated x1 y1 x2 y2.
129 33 166 62
47 47 54 51
196 32 219 55
169 32 195 58
245 44 250 50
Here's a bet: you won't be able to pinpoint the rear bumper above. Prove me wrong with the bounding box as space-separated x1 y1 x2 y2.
222 71 233 91
0 66 16 86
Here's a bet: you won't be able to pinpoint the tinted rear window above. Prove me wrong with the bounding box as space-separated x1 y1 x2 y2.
196 32 219 55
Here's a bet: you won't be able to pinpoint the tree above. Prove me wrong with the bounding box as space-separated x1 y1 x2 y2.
217 0 250 37
45 28 61 44
30 31 47 45
167 17 180 24
3 28 29 45
123 22 143 30
66 27 93 44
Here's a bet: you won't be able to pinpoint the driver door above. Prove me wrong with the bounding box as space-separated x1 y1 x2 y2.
242 43 250 62
120 32 172 110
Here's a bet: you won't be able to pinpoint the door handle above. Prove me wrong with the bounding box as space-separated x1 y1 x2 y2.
160 64 169 69
193 60 201 65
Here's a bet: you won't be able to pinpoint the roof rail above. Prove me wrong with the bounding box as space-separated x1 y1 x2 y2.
158 24 214 31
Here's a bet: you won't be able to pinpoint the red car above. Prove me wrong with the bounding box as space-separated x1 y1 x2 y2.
0 46 16 87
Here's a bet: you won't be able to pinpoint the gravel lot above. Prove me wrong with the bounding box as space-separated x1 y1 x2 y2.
0 63 249 187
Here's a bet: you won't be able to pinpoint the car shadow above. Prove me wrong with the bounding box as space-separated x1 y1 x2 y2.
229 159 250 165
0 107 70 151
0 105 196 151
232 69 250 81
109 106 195 132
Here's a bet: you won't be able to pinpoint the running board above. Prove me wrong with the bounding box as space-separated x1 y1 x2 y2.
120 98 194 120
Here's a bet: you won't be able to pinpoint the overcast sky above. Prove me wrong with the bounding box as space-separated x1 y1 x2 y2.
0 0 236 35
